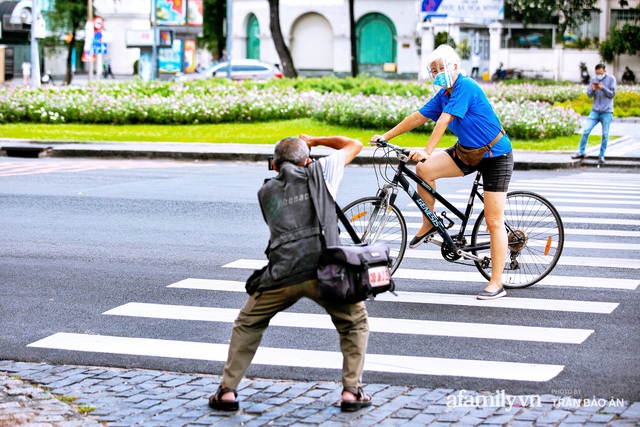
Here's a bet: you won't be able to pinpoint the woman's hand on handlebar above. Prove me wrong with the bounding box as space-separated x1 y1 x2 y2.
408 149 429 163
370 134 386 145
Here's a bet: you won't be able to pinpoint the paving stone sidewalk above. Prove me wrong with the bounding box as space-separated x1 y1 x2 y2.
2 361 639 426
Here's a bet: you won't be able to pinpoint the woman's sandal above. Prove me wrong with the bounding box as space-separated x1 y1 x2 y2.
208 386 239 411
340 386 372 412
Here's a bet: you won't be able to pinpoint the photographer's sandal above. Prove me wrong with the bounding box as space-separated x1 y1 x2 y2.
341 386 372 412
208 386 239 411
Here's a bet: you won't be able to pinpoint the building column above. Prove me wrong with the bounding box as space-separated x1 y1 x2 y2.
553 44 564 81
419 21 435 80
488 21 502 81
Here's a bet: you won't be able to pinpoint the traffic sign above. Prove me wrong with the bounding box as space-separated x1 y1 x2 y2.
93 16 104 31
92 42 107 55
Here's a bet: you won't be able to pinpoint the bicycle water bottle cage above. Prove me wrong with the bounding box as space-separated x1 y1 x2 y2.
440 212 455 229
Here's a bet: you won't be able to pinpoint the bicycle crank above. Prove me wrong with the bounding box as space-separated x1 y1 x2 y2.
441 242 460 261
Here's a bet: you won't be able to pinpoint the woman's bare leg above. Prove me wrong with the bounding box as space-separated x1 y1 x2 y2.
481 191 508 292
414 151 463 236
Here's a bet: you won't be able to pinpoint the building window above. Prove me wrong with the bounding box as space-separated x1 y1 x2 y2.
611 8 640 28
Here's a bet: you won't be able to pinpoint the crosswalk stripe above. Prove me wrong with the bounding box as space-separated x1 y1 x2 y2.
556 217 640 226
223 259 639 290
400 211 640 226
27 332 564 381
442 193 640 206
168 279 619 314
506 189 640 200
509 182 640 190
401 250 640 268
104 302 594 344
403 225 640 238
416 203 640 215
511 178 640 188
395 268 639 290
563 229 640 238
222 258 640 290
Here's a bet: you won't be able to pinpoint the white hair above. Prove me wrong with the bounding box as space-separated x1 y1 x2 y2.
427 44 461 68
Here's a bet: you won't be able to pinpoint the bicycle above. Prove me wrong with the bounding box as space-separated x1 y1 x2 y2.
341 139 564 288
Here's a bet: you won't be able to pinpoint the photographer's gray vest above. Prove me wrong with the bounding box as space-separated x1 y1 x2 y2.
252 161 339 292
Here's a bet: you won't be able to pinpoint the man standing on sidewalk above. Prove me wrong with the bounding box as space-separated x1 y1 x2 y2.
21 61 31 86
572 63 616 165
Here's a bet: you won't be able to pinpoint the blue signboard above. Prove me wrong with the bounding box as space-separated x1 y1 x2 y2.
159 39 183 73
93 42 108 55
421 0 443 12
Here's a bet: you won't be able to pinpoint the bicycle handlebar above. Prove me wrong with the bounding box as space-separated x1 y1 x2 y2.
370 138 411 155
370 138 425 162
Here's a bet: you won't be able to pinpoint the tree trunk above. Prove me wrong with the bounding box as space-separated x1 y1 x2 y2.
349 0 358 77
268 0 297 78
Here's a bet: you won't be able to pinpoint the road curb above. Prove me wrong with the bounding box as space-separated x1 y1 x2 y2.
1 139 639 169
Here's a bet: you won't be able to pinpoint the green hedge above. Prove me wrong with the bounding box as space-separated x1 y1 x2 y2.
4 77 623 140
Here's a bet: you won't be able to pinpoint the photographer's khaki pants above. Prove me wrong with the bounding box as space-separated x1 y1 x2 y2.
221 279 369 390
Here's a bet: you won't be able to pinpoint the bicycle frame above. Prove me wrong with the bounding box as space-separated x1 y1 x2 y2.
379 159 492 260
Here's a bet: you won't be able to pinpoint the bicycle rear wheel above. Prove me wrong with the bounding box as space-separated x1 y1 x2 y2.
341 197 407 275
471 191 564 288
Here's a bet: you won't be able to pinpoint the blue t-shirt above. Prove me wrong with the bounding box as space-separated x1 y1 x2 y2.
418 75 512 157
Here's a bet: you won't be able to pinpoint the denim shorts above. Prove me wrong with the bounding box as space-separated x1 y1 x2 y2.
445 146 514 192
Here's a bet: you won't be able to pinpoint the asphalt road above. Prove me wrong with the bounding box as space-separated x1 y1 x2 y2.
1 157 638 401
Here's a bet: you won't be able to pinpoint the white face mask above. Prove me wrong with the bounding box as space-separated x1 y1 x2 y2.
596 74 606 81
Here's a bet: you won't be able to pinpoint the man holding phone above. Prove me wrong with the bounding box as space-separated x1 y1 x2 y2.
571 63 617 165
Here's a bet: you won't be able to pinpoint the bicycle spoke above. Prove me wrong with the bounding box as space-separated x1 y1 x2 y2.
472 191 564 288
342 197 407 275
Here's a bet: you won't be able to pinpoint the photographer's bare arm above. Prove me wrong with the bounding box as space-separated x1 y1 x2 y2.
299 134 363 165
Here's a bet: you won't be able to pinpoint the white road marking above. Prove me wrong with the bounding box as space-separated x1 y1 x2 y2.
223 259 639 289
168 279 618 314
104 302 594 344
27 333 565 382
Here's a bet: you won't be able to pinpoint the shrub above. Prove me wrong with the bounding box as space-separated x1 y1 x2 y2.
0 78 605 139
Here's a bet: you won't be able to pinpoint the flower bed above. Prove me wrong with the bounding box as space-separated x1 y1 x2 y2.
0 80 585 140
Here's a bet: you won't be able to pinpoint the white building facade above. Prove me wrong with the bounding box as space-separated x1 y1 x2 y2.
230 0 424 78
41 0 639 82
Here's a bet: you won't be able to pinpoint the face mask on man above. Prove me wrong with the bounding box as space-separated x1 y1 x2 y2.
596 73 606 81
433 71 454 88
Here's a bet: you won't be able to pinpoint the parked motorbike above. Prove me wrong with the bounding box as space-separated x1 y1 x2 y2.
41 70 54 85
492 62 522 80
580 62 590 84
621 66 636 85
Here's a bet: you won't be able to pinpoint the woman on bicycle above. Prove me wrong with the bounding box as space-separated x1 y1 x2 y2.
371 44 513 300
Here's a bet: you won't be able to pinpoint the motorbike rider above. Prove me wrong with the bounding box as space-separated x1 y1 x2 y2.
622 66 635 85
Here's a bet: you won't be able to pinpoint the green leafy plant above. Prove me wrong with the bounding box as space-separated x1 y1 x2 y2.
77 405 96 415
53 394 78 404
2 78 638 140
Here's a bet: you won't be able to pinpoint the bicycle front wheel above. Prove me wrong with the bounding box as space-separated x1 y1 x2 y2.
341 197 407 275
471 191 564 288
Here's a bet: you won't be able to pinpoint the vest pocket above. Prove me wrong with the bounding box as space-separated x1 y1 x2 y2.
268 233 321 282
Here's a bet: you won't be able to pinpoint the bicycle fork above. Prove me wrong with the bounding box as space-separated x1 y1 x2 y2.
360 185 398 243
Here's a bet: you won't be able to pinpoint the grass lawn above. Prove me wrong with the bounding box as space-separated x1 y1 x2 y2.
0 118 603 151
